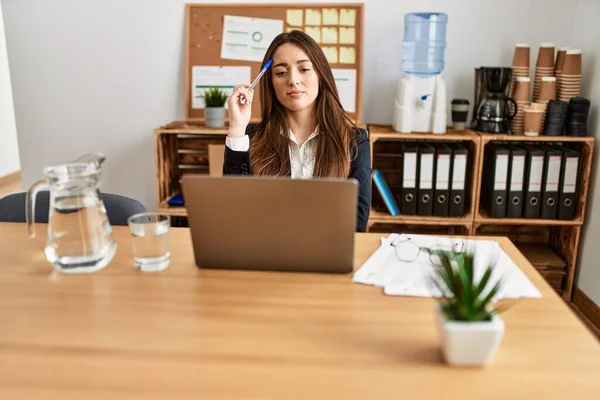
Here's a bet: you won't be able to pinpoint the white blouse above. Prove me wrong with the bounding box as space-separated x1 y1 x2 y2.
225 130 318 179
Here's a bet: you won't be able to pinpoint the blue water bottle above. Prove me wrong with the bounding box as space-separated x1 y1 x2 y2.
402 12 448 75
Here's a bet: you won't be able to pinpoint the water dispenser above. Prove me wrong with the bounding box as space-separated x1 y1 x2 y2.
393 12 448 134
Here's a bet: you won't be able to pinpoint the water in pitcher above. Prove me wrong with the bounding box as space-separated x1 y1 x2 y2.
44 193 117 273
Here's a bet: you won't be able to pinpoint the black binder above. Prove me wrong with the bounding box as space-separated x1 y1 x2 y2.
433 144 452 217
506 144 526 218
540 144 562 220
521 144 545 219
401 143 418 215
483 144 509 218
556 145 581 220
448 143 468 217
417 143 435 216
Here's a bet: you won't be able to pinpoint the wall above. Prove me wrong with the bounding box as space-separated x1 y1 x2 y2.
3 0 577 208
573 0 600 305
0 1 20 178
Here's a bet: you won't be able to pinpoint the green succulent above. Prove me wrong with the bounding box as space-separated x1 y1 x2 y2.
431 251 506 322
202 87 229 107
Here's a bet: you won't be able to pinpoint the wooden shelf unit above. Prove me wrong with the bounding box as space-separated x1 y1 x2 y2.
474 133 594 226
153 122 595 300
154 121 228 218
367 124 480 230
469 132 595 301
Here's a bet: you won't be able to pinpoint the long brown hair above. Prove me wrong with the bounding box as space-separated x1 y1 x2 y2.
250 30 357 178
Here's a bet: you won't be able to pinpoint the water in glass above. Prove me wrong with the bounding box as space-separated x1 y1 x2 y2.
129 213 170 271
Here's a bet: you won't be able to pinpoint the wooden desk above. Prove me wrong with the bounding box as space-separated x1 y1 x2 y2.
0 223 598 399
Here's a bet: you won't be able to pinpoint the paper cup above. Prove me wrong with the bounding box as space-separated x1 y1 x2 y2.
539 77 557 102
555 47 569 73
513 77 531 101
524 109 545 136
563 50 582 75
536 43 555 68
512 44 530 67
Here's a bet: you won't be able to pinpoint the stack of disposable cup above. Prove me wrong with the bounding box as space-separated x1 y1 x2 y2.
554 47 568 99
509 44 530 98
559 49 582 102
512 77 531 135
533 43 555 102
538 76 557 128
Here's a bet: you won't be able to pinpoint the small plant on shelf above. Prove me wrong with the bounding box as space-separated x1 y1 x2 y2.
201 86 229 128
201 86 229 108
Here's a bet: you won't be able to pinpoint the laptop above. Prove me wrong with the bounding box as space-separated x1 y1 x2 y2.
181 175 358 273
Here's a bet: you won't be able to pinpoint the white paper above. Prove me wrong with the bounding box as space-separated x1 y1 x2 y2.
546 156 562 191
331 68 356 113
192 66 251 109
436 154 451 190
494 155 509 191
563 157 579 193
221 15 283 62
528 156 544 191
420 154 434 190
353 234 542 301
451 154 467 190
403 153 417 189
510 156 525 192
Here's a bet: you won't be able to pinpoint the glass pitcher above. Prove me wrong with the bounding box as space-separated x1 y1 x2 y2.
26 153 117 273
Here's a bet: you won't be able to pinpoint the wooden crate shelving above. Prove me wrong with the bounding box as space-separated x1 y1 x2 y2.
153 122 595 301
474 133 594 226
154 121 228 217
367 125 480 230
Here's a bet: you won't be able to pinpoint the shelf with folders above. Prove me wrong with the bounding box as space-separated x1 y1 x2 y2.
471 222 580 300
474 132 594 226
366 125 480 229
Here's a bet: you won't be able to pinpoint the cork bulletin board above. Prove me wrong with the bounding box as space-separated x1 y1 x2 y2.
185 3 364 124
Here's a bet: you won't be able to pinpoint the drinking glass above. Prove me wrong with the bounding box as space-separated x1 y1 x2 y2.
128 213 171 271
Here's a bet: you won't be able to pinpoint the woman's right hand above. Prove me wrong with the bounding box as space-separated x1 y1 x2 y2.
227 84 253 137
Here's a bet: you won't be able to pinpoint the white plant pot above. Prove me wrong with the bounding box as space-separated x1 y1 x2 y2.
205 107 226 128
435 303 505 367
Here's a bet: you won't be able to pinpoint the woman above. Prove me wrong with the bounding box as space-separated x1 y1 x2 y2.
223 30 371 232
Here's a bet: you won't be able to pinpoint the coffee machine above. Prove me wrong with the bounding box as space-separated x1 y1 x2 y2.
471 67 517 133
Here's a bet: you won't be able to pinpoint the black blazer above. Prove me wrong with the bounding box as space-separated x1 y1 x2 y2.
223 124 372 232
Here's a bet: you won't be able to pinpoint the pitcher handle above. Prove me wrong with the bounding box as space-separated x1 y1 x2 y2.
26 180 48 238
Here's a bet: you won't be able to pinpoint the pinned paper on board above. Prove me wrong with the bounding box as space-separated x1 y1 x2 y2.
221 15 283 62
322 46 338 64
322 27 338 44
192 66 251 109
332 68 357 112
305 27 321 43
339 27 355 44
305 9 321 26
322 8 339 25
340 9 356 26
340 47 356 64
286 9 303 26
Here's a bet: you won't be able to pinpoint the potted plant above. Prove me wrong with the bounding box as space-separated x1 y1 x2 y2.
430 250 507 367
202 86 229 128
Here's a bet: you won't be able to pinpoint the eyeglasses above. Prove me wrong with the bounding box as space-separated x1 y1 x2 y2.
390 236 465 264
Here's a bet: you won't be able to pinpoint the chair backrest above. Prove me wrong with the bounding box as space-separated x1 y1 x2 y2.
0 191 147 226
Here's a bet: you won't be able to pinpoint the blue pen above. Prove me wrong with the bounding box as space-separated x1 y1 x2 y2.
240 59 273 105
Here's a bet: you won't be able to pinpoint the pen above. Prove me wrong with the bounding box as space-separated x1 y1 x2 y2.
240 59 273 105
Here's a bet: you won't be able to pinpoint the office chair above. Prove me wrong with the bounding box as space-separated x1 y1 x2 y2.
0 191 147 226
